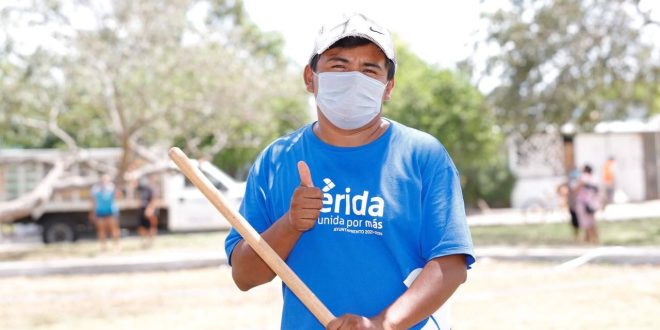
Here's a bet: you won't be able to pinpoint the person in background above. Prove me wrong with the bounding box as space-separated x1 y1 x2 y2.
576 165 600 244
90 174 122 252
559 168 581 242
602 156 616 208
137 175 159 248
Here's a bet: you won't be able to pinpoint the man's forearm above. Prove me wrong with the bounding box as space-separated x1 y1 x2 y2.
375 254 468 330
230 211 303 291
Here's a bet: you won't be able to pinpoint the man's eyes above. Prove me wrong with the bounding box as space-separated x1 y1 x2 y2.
327 65 380 76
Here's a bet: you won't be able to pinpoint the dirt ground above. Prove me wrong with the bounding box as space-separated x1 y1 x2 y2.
1 260 658 330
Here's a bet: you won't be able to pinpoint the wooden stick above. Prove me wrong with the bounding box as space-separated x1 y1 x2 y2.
168 147 335 326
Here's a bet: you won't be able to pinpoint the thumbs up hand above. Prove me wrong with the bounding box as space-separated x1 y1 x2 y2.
288 161 323 232
298 160 314 188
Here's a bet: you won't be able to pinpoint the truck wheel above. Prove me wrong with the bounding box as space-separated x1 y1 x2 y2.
42 219 78 243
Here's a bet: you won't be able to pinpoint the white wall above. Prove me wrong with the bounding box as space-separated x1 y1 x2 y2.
508 133 566 209
511 175 566 209
574 133 645 202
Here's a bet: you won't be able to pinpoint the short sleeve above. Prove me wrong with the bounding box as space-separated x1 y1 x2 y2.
224 158 274 266
419 147 475 269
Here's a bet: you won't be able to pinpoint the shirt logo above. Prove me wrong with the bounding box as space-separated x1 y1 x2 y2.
322 178 335 192
320 178 384 217
317 177 385 234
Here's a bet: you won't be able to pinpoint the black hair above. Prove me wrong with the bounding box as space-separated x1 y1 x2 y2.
583 165 593 174
309 36 395 80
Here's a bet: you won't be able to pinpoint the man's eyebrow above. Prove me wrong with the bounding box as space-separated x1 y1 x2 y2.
326 56 349 63
325 56 384 70
363 62 384 70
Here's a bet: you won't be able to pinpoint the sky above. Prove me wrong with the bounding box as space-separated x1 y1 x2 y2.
242 0 660 72
241 0 492 69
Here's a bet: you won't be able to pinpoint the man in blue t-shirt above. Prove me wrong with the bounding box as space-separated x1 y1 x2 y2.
225 13 475 330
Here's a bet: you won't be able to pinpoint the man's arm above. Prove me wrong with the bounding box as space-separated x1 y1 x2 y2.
326 254 467 330
230 211 303 291
230 161 323 291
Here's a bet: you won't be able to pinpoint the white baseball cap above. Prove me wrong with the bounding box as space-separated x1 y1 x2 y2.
309 13 397 74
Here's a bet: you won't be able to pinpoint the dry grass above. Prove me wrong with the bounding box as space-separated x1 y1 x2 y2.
471 218 660 246
1 260 658 329
0 231 229 262
4 218 659 263
452 259 660 329
0 266 282 330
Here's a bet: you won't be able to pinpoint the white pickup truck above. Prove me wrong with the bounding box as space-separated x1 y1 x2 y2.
0 148 245 243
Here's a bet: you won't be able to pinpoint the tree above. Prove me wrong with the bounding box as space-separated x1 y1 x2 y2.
384 42 513 208
478 0 659 136
0 0 308 222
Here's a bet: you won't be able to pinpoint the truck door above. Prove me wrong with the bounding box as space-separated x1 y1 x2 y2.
164 170 232 231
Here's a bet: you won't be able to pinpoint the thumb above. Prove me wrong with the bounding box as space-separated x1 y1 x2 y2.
297 161 314 187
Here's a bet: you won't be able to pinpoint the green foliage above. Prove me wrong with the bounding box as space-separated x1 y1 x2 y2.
211 95 309 179
0 0 308 179
481 0 659 135
384 42 513 207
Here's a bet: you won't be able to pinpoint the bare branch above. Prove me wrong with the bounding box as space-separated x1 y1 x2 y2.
48 105 78 151
128 138 160 163
51 175 98 190
123 160 174 182
206 132 228 156
0 160 65 223
80 158 117 176
11 113 78 151
634 0 660 26
95 63 125 136
126 99 170 135
186 137 203 158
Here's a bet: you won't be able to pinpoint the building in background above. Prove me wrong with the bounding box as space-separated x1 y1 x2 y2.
508 116 660 210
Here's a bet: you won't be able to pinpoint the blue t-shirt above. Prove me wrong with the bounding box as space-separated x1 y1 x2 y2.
225 120 475 329
92 184 117 217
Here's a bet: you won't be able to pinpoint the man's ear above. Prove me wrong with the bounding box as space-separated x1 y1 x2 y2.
383 79 395 101
303 65 315 93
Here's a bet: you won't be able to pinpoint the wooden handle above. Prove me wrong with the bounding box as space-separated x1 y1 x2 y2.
168 147 335 326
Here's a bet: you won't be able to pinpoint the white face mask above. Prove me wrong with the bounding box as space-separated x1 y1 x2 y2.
315 71 387 130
